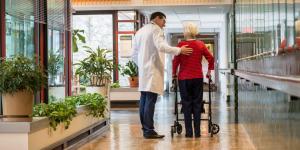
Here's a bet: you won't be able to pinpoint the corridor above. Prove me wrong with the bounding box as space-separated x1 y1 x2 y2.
79 80 300 150
79 91 255 150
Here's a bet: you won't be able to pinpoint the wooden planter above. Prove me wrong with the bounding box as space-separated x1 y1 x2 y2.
128 76 139 87
2 91 34 116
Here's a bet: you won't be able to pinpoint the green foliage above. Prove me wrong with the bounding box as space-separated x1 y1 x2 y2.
66 93 107 118
110 81 120 88
48 50 64 86
75 46 113 86
33 93 107 131
48 95 58 102
33 102 77 131
0 55 47 94
72 29 86 53
121 60 138 77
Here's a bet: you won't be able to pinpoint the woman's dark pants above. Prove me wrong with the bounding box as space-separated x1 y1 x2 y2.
178 78 203 137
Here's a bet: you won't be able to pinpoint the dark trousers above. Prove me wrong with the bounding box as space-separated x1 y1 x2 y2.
178 78 203 136
139 91 158 135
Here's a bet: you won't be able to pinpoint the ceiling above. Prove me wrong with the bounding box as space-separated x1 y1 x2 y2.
72 0 232 7
139 5 231 31
72 0 232 33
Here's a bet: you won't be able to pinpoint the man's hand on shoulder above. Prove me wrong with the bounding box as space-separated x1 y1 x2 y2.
180 45 193 55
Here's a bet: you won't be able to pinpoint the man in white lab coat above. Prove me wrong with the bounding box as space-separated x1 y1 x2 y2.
132 12 193 139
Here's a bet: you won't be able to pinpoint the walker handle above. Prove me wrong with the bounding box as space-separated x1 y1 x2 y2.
206 75 212 83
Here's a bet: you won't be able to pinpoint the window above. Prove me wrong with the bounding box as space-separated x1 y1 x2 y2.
5 0 35 58
117 11 139 87
47 0 68 101
72 14 113 94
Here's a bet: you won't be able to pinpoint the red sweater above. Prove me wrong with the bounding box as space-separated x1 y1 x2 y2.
172 40 214 80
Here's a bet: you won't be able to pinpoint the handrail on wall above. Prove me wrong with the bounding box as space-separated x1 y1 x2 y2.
236 51 275 62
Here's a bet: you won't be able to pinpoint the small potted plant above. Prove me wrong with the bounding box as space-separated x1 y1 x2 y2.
75 46 113 96
121 60 138 87
0 55 46 116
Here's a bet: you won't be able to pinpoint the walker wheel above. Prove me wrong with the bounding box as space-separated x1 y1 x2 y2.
176 124 182 134
171 126 175 138
212 124 220 134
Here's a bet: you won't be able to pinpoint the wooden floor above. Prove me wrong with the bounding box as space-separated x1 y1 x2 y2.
78 93 256 150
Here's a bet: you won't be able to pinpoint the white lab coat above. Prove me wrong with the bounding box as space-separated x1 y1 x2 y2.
132 22 181 95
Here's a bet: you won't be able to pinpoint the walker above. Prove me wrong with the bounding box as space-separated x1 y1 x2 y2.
170 76 220 137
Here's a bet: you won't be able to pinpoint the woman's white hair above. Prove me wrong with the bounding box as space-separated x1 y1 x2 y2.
183 22 199 37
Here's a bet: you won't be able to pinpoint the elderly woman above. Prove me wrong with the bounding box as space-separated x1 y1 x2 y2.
172 22 214 138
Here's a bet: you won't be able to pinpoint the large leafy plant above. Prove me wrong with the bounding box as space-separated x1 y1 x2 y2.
75 46 113 86
48 50 64 86
121 60 138 77
0 55 47 94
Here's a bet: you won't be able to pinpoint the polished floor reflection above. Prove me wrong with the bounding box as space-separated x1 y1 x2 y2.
78 92 256 150
236 80 300 150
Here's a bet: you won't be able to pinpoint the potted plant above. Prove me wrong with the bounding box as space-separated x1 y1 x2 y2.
121 60 138 87
0 55 46 116
75 46 113 96
48 50 65 100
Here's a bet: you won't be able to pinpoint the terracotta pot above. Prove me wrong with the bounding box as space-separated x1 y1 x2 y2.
128 76 139 87
2 91 34 116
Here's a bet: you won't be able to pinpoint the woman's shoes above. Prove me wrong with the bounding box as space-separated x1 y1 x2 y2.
195 134 201 138
185 134 193 138
185 133 201 138
185 131 201 138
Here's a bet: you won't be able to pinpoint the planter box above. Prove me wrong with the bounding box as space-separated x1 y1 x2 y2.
2 91 34 116
109 87 140 101
0 106 109 150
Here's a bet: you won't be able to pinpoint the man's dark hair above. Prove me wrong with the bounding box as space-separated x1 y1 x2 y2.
150 12 166 20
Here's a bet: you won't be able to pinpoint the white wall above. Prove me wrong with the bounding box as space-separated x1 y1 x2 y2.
218 13 230 99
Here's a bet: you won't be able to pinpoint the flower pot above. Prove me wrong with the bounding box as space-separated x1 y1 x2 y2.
128 76 139 87
2 91 34 116
86 86 108 97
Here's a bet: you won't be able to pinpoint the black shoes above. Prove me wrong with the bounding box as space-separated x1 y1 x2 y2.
195 134 201 138
185 134 201 138
186 130 201 138
144 134 165 139
143 131 165 139
185 134 193 138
